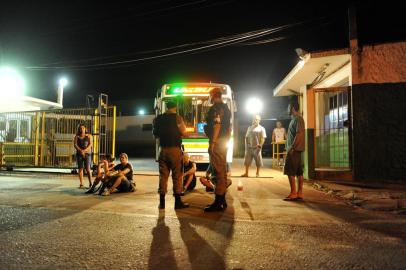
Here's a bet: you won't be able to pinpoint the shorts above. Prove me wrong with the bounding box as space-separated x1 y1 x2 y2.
183 175 196 191
117 178 135 192
76 153 91 169
284 150 303 176
244 147 263 167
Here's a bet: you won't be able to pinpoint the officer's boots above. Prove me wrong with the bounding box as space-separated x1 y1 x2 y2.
174 194 189 209
159 194 165 209
204 194 226 212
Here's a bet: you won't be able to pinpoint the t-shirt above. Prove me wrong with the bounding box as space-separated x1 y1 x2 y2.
205 102 231 141
113 163 134 180
245 125 267 148
184 161 196 174
286 115 305 152
153 112 183 147
273 127 286 142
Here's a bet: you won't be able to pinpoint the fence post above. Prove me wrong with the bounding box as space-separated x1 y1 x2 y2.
40 112 46 166
0 143 4 167
34 112 40 166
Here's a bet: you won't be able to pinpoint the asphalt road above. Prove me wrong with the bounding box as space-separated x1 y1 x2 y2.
0 159 405 269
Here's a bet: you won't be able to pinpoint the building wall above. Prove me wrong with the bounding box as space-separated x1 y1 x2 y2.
353 41 406 84
352 83 406 182
115 115 155 157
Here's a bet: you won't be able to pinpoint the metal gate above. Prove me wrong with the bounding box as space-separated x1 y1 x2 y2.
314 86 351 170
0 105 116 169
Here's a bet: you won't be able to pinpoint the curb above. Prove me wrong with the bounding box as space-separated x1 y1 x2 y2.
310 180 406 214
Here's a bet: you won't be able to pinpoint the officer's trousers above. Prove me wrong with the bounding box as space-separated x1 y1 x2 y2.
209 138 228 195
158 147 183 194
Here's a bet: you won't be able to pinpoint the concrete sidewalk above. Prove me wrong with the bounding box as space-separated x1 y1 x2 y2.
311 179 406 213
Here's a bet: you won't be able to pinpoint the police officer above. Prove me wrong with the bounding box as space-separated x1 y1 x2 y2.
153 100 189 209
204 88 231 212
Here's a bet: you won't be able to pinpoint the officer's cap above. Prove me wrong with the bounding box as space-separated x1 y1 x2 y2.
166 101 177 109
209 87 222 98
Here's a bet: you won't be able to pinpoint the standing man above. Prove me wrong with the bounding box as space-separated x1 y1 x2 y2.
204 88 231 212
241 115 267 177
284 101 305 201
153 101 189 209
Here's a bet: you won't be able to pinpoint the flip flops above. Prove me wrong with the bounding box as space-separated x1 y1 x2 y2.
283 197 298 201
283 196 304 201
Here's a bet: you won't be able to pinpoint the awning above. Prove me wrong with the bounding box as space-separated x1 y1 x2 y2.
0 96 63 113
273 49 351 96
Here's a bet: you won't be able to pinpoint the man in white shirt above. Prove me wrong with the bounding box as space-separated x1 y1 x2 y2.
241 114 267 177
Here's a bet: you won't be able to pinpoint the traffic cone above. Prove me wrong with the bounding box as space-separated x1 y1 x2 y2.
237 180 243 191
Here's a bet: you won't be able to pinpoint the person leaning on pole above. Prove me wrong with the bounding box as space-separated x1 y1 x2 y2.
153 100 189 210
203 87 231 212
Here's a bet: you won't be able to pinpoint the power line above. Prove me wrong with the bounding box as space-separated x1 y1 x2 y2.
25 18 326 71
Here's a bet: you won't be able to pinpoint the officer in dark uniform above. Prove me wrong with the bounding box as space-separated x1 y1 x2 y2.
153 100 189 209
204 87 231 212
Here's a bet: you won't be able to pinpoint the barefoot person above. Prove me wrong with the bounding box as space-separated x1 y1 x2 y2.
283 100 305 201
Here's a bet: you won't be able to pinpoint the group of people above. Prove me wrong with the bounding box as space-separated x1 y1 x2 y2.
241 101 305 201
73 89 305 207
241 116 288 177
73 124 135 196
153 87 232 211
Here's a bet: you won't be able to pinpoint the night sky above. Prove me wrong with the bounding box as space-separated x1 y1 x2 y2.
0 0 404 118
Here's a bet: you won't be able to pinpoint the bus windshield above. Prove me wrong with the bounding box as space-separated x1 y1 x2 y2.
164 96 231 136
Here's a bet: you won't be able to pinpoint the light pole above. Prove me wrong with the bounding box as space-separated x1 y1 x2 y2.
57 77 68 106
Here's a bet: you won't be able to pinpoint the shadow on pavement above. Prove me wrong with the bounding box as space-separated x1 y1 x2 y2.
147 194 235 270
148 211 178 270
176 195 235 270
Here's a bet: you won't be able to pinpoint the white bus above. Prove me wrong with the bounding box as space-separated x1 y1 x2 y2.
154 82 236 164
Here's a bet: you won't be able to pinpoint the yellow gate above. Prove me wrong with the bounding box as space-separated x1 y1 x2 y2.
0 106 116 169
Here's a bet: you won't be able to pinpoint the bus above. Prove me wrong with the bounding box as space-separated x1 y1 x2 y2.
154 82 236 165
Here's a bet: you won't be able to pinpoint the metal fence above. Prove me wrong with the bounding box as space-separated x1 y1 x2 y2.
0 106 116 169
314 87 351 170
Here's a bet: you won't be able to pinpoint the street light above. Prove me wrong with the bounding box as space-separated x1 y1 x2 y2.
0 67 25 98
57 77 68 106
138 109 145 115
245 97 263 115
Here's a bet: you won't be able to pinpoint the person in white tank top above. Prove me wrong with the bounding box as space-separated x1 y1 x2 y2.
272 121 286 143
272 121 287 166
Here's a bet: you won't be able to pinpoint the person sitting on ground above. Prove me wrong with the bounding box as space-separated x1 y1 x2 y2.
100 153 135 196
181 153 197 195
200 163 232 192
85 154 115 194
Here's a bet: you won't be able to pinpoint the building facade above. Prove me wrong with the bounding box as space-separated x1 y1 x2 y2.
273 41 406 182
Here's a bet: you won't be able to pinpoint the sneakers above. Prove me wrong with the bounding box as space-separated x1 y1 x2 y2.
85 187 95 194
101 189 110 196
